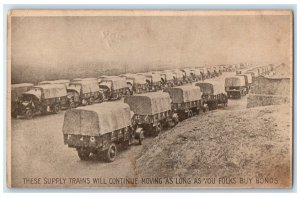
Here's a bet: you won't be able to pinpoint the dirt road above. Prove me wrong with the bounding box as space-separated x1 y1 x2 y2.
10 72 260 188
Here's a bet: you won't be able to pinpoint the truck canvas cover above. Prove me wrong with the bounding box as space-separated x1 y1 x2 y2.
29 84 67 99
124 92 171 115
196 83 214 95
62 102 131 136
141 73 161 83
181 69 191 77
70 80 99 94
190 69 201 76
213 67 220 72
171 70 184 79
39 81 53 85
225 76 246 87
196 81 225 95
161 72 174 81
127 75 147 85
164 86 202 103
98 75 110 82
198 68 208 74
237 74 253 84
119 73 134 78
99 76 127 90
12 83 34 100
53 79 70 85
72 78 82 82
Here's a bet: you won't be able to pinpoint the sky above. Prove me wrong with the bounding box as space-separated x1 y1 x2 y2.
10 12 292 83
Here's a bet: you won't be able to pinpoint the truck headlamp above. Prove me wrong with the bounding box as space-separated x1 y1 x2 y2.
90 136 96 143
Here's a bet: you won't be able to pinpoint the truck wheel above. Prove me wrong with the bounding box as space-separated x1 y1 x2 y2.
138 129 144 145
52 104 60 114
25 109 33 119
238 92 242 99
187 110 193 118
154 123 162 137
69 102 76 108
88 97 94 105
195 108 201 115
118 93 122 100
173 116 179 126
77 148 90 161
105 143 117 162
125 89 131 96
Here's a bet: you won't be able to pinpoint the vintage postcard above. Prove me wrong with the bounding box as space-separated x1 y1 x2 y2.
7 10 293 188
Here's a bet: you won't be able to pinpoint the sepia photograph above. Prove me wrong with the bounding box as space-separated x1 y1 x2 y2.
6 10 293 188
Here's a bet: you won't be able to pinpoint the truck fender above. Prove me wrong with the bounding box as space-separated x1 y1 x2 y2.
172 113 179 121
25 107 32 111
134 127 144 139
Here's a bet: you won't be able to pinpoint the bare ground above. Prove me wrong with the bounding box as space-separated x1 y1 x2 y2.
135 104 291 188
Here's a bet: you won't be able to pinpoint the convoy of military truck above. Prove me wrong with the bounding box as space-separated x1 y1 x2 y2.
11 64 279 162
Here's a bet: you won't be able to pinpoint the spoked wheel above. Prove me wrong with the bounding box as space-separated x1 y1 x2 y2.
77 148 90 161
25 109 33 119
154 123 162 137
88 97 94 105
224 101 228 107
104 143 117 162
69 102 76 108
187 110 193 118
82 99 88 106
138 129 144 145
52 104 60 114
173 116 179 125
117 93 121 100
238 92 242 99
203 105 208 112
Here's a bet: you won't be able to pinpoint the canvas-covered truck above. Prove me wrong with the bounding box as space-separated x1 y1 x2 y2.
160 71 175 88
138 73 162 91
217 65 224 75
98 76 130 100
62 102 144 162
164 86 203 120
181 69 193 83
225 76 247 99
67 79 101 107
15 84 68 119
206 67 214 78
190 68 202 81
124 92 179 136
195 82 228 110
122 74 148 94
237 74 253 94
171 69 184 86
212 66 221 77
11 83 34 118
198 67 208 80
